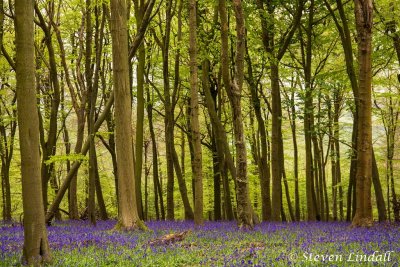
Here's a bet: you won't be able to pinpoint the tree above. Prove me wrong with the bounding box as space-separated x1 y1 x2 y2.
352 0 373 227
257 0 303 221
110 0 144 230
220 0 253 227
188 0 203 225
133 0 146 220
15 0 51 264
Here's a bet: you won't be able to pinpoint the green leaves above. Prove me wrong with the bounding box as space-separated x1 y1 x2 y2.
45 153 88 165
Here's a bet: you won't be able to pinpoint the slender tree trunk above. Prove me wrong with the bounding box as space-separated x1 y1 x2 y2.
211 131 222 221
221 0 253 227
288 89 300 221
328 96 338 220
245 45 271 221
144 141 149 220
69 113 85 220
1 158 12 221
282 169 295 221
45 94 114 223
94 145 108 220
0 95 15 222
134 0 146 220
334 93 344 220
372 150 387 221
34 5 61 214
15 0 51 263
188 0 203 225
172 146 194 219
202 63 235 220
164 0 175 220
352 0 373 227
85 0 97 226
146 87 164 220
257 0 303 221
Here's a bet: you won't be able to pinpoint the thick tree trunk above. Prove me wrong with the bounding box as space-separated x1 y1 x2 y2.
110 0 143 230
15 0 51 263
352 0 373 227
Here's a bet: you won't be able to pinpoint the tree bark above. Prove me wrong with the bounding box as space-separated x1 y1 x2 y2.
34 4 61 214
188 0 203 225
245 45 272 221
134 0 146 220
352 0 373 227
0 94 16 222
163 0 175 220
110 0 144 230
221 0 253 227
146 86 165 220
15 0 51 263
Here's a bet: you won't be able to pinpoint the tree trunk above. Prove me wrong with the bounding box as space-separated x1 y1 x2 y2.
172 146 194 219
134 0 146 220
15 0 51 263
222 0 253 227
188 0 203 225
245 45 272 221
257 0 303 221
34 5 61 214
110 0 143 230
164 0 175 220
146 86 165 220
352 0 373 227
85 0 97 226
372 149 387 221
0 95 15 222
69 113 85 220
45 94 114 223
288 89 300 221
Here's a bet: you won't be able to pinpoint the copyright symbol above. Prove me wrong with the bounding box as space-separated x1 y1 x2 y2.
289 253 298 261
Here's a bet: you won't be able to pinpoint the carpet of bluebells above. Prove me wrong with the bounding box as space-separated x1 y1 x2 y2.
1 220 399 266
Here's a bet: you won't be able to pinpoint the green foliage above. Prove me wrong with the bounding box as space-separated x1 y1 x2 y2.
45 154 88 165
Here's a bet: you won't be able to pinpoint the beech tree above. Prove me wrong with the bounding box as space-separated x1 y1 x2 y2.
188 0 203 225
110 0 143 230
15 0 51 263
352 0 374 227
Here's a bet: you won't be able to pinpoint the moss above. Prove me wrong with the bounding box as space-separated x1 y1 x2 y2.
113 219 149 231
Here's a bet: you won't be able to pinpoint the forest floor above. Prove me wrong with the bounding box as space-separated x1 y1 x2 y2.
0 220 399 266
